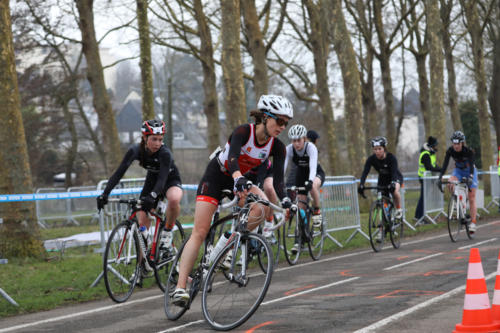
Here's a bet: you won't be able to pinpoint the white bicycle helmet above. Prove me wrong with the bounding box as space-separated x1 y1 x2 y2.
288 124 307 140
257 95 293 119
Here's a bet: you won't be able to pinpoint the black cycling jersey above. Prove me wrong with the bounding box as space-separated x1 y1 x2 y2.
360 152 403 186
102 144 181 198
439 146 475 178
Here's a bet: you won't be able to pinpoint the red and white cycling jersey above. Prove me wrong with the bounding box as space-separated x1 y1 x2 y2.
217 124 274 175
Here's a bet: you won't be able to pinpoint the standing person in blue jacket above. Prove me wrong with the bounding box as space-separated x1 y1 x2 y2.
414 136 441 222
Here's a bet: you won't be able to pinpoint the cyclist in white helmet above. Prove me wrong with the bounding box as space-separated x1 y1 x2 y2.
284 124 325 254
171 95 293 306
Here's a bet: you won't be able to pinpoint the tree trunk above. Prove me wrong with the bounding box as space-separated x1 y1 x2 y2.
489 0 500 148
0 2 43 257
61 100 78 188
426 0 446 162
75 0 121 171
193 0 221 151
415 54 431 137
220 0 247 132
461 0 493 193
440 0 462 131
241 0 268 98
303 0 339 174
373 0 396 149
327 0 364 176
136 0 154 120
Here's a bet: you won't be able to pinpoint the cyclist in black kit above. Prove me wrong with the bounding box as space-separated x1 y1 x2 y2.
358 136 404 221
172 95 293 306
437 130 478 233
96 119 183 260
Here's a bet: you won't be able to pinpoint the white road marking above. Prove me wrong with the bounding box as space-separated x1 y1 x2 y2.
352 271 497 333
458 238 498 250
157 320 205 332
383 252 444 270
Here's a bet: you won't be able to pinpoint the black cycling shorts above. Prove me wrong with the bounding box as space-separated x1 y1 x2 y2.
294 166 325 195
196 158 235 206
140 168 183 209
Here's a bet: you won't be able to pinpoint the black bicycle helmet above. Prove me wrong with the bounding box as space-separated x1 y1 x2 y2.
307 130 320 143
371 136 387 147
450 130 465 143
427 136 438 148
141 119 166 136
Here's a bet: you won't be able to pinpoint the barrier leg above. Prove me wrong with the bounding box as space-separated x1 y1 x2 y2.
0 287 19 306
91 271 104 288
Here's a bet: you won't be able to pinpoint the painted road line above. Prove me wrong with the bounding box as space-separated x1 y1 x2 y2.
261 277 360 305
458 238 498 250
352 271 497 333
383 252 444 271
157 320 205 333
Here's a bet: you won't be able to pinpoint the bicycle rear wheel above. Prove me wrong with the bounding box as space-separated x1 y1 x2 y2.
154 220 186 292
202 233 273 331
447 195 461 242
103 221 140 303
282 212 301 265
164 238 190 320
307 209 324 260
389 206 403 249
368 201 385 252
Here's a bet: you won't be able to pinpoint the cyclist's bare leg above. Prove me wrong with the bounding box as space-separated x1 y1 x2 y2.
165 186 183 229
246 186 270 231
393 183 402 208
138 211 151 230
311 177 321 208
176 201 216 289
263 177 278 221
297 194 307 210
468 187 477 222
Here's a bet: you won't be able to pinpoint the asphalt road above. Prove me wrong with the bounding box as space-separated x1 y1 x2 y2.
1 219 500 333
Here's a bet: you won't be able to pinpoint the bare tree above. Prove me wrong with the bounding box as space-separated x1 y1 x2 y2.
460 0 494 193
488 0 500 148
136 0 155 120
325 0 365 175
221 0 247 130
0 1 42 257
76 0 122 171
440 0 463 131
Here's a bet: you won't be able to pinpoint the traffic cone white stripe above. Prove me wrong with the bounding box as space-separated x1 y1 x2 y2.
464 293 492 310
468 263 486 279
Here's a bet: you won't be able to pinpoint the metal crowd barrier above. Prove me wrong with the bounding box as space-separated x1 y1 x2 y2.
415 172 446 225
486 165 500 210
321 176 369 246
0 258 18 306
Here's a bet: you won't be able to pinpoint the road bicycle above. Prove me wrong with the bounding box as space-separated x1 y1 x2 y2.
359 185 403 252
164 192 289 331
282 186 325 265
102 198 186 303
440 178 474 242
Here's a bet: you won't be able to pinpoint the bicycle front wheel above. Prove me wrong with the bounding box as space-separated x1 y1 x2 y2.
368 201 384 252
154 220 186 292
307 210 325 260
389 207 403 249
257 221 280 274
103 221 140 303
202 233 273 331
282 212 301 265
164 238 190 321
447 195 461 242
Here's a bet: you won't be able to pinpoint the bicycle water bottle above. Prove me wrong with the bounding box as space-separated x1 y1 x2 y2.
209 231 231 264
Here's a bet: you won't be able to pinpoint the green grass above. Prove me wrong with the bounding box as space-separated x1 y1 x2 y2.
1 199 498 318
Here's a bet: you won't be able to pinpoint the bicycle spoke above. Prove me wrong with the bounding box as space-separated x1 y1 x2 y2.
308 211 324 260
282 213 301 265
447 195 461 242
368 202 384 252
155 220 185 292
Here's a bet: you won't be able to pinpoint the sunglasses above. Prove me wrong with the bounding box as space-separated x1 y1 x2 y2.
265 112 289 127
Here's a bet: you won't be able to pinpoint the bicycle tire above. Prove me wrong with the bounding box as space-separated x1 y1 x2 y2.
164 237 190 320
388 203 403 249
447 195 461 242
368 201 384 252
154 220 186 292
103 220 140 303
257 220 280 273
283 212 301 265
307 208 325 260
201 233 273 331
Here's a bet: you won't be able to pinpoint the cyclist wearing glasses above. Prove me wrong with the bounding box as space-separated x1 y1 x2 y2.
172 95 293 306
358 136 404 219
96 119 183 256
438 130 478 233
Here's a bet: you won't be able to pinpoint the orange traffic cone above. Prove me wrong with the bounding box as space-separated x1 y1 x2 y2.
454 248 498 333
492 250 500 328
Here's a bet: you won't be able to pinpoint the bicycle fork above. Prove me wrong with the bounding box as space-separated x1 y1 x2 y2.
226 233 249 287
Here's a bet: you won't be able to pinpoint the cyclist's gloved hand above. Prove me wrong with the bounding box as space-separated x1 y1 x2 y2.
466 176 474 188
389 181 397 193
357 184 365 195
142 194 156 212
304 181 313 192
234 176 252 193
97 194 108 211
281 197 292 209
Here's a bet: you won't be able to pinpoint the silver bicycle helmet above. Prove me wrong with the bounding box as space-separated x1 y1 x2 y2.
451 130 465 143
288 124 307 140
371 136 387 147
257 95 294 119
